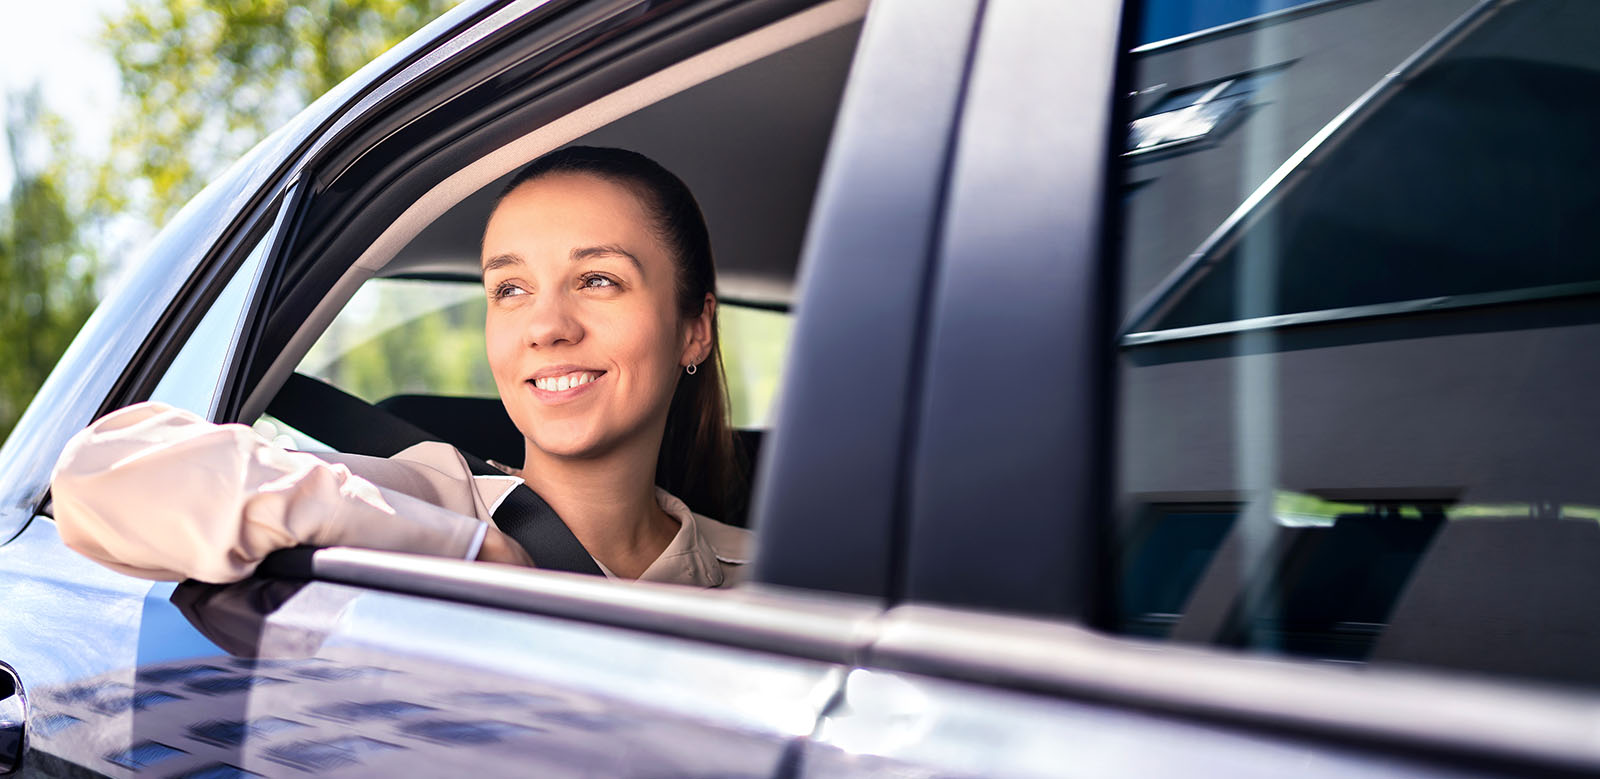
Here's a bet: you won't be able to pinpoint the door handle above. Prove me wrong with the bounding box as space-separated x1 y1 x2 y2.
0 664 22 775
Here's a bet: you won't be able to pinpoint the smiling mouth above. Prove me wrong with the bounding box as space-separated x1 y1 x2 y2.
529 370 604 392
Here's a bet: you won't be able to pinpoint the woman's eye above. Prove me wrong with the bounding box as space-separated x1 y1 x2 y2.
490 282 528 299
581 274 618 289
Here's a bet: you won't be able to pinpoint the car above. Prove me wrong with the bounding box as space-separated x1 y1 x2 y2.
3 0 1600 775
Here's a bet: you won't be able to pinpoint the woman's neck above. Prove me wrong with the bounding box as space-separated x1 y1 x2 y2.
516 441 679 580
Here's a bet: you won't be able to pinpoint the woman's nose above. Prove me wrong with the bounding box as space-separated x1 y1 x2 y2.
522 291 584 347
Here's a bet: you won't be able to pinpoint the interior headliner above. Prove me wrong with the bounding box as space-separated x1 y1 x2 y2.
381 19 862 307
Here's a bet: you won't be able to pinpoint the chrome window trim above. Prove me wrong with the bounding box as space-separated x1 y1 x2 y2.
1121 280 1600 346
264 547 882 664
1119 0 1501 338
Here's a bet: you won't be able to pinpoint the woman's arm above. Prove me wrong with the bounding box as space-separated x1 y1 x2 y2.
51 401 523 582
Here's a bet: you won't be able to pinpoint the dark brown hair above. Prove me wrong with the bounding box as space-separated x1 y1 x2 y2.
492 146 743 519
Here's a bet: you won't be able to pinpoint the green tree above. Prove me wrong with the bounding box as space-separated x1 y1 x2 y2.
0 91 100 439
100 0 461 224
0 1 462 443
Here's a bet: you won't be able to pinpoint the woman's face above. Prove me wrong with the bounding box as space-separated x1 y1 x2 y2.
481 172 711 461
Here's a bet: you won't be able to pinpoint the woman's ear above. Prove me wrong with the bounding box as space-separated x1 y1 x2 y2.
682 293 716 367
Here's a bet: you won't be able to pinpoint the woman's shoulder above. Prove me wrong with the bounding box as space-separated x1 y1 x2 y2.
653 488 752 570
693 513 753 566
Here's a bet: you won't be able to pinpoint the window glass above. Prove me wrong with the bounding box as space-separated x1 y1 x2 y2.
299 278 495 403
719 304 792 428
149 234 271 416
1112 0 1600 688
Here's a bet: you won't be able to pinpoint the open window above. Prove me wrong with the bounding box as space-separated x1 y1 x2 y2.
222 1 862 539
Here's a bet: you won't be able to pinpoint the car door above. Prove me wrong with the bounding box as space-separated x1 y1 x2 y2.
0 0 972 776
802 0 1600 776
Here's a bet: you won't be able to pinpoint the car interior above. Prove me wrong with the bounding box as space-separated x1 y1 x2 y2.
236 2 869 529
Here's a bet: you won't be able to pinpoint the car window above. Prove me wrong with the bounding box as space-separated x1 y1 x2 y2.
149 229 273 417
718 304 791 429
1111 0 1600 687
298 277 496 404
294 276 791 433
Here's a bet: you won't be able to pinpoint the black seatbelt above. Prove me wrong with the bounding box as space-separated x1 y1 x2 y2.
266 373 603 576
465 458 603 576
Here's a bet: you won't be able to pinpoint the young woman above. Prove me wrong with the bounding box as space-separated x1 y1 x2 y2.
51 147 752 588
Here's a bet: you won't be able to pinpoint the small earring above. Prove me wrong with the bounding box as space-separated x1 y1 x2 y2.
685 363 698 376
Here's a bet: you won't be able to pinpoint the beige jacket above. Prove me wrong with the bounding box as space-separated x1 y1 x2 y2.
51 402 751 587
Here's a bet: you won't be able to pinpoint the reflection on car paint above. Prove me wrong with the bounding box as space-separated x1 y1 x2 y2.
30 713 82 737
19 548 833 777
536 709 622 732
187 717 308 748
52 681 130 704
183 675 287 696
105 740 188 771
29 640 804 777
288 664 390 681
448 690 566 708
264 735 403 772
87 689 186 716
309 699 437 723
169 762 264 779
806 669 1495 779
399 718 544 745
138 664 231 684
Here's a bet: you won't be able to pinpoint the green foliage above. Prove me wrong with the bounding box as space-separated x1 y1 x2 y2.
0 92 100 439
0 1 461 443
301 279 497 403
100 0 461 224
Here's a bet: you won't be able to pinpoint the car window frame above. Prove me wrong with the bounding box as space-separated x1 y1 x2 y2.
749 0 986 600
893 0 1127 617
188 0 911 607
148 183 300 419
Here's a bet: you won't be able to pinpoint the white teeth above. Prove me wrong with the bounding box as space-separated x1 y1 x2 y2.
534 371 598 392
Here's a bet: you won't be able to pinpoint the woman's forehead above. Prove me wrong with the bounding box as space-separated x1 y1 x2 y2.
482 173 661 262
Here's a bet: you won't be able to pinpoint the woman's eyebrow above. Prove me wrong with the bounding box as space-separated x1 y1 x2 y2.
572 244 641 271
482 253 522 273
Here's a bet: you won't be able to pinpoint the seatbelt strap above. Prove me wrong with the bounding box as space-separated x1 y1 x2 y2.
467 460 604 576
267 373 603 576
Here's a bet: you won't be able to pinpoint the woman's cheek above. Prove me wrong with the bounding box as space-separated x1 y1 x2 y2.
484 317 521 384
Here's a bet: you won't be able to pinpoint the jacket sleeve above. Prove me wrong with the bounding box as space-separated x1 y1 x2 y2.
50 401 486 583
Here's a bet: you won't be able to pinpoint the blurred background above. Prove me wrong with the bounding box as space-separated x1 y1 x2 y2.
0 0 462 442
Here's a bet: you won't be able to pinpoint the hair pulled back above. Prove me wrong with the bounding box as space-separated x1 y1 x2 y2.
492 146 742 519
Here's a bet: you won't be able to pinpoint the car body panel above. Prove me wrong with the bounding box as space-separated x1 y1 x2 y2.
5 519 844 777
804 669 1493 779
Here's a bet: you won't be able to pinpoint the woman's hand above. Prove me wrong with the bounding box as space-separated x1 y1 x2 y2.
476 524 535 567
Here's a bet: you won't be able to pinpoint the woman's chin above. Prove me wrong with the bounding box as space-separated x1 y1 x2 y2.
525 429 612 460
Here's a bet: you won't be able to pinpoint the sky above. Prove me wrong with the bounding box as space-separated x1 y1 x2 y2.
0 0 124 194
